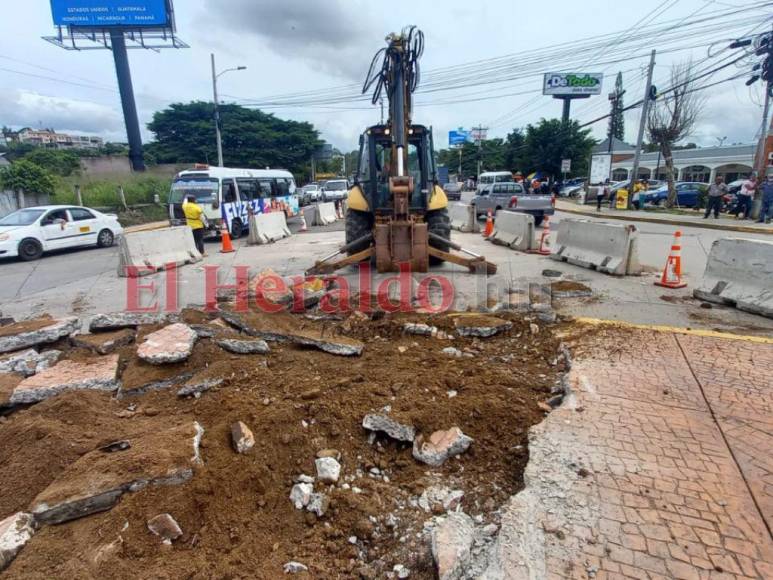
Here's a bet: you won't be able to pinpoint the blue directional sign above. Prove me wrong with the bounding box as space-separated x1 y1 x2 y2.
50 0 170 28
448 129 471 147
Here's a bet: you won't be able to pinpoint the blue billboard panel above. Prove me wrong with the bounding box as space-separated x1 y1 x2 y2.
50 0 169 28
448 130 470 147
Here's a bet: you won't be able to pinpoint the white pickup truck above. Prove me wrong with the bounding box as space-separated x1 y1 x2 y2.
472 182 555 226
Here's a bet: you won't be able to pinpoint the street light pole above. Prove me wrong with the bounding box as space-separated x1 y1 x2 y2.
211 53 246 168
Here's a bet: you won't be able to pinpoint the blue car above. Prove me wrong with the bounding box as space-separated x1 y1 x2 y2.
642 182 705 208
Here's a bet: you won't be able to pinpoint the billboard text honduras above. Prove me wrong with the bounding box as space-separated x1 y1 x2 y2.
50 0 169 27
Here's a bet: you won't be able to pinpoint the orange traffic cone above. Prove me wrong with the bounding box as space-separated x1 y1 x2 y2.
483 209 494 237
655 230 686 288
529 215 552 255
299 209 308 232
220 222 235 254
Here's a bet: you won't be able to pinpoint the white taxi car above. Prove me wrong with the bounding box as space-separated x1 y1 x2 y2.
0 205 124 261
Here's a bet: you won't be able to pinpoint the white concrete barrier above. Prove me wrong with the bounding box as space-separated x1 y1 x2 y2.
248 211 291 245
315 202 337 226
693 238 773 318
449 204 479 233
489 210 534 251
550 218 641 276
118 226 201 278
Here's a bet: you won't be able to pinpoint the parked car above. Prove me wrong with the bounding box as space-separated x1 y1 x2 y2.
0 205 123 261
442 181 463 201
641 182 706 208
321 179 349 201
300 184 322 205
472 182 555 226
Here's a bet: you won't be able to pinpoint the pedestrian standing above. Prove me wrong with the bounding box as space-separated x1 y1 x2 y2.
182 195 207 256
758 173 773 224
736 175 756 220
703 176 727 219
597 180 609 212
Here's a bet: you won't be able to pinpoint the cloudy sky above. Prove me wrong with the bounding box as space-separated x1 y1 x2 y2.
0 0 769 153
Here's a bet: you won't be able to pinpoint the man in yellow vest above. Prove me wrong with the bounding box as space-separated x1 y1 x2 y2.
182 195 207 256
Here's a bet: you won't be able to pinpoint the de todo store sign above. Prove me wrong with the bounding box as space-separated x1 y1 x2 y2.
543 73 603 96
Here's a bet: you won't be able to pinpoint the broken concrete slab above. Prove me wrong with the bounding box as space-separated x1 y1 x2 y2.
362 414 416 442
413 427 473 467
0 317 79 355
0 512 36 572
290 483 313 510
10 355 120 405
419 487 465 513
30 421 203 525
453 316 512 338
137 323 197 365
147 513 183 543
70 328 135 355
231 421 255 454
291 331 364 357
0 349 61 377
176 377 222 398
216 338 270 355
432 512 474 580
88 312 172 332
315 457 341 484
403 323 452 340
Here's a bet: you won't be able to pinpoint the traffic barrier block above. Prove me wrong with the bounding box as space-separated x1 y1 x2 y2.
117 226 201 278
693 237 773 318
550 218 641 276
315 202 337 226
449 204 479 233
248 212 292 245
302 205 318 229
489 210 534 251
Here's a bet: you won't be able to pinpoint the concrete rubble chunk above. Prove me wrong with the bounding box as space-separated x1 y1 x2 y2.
231 421 255 454
413 427 473 467
10 354 120 405
31 422 203 525
290 483 313 510
216 338 270 355
0 317 79 354
292 332 364 357
442 347 463 358
89 312 172 332
315 457 341 483
147 513 182 543
432 512 474 580
0 349 61 377
454 316 512 338
393 564 411 578
403 323 452 340
0 512 36 572
306 493 329 517
283 561 308 574
362 413 415 442
137 323 197 365
71 328 135 355
176 377 222 398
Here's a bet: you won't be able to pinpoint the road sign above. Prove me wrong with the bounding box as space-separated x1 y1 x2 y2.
448 130 470 147
50 0 170 28
561 159 571 173
543 73 603 96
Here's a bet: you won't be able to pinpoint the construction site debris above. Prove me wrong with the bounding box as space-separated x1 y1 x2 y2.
551 280 593 298
9 355 119 405
283 561 309 574
419 486 465 513
453 316 512 338
89 312 172 332
231 421 255 454
306 493 329 517
0 317 79 355
0 513 35 572
315 457 341 483
216 338 270 355
0 349 60 377
442 347 463 358
290 483 313 510
147 513 182 543
362 413 416 442
413 427 472 466
70 328 135 355
403 323 452 340
432 512 475 580
137 323 198 364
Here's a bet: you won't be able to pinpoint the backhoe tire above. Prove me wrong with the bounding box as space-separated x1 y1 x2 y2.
427 208 451 265
345 209 373 257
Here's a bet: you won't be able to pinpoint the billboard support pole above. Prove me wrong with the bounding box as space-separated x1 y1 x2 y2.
561 98 571 124
110 30 145 172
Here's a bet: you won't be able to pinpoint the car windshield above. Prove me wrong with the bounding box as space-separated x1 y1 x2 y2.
0 209 45 226
325 181 347 191
303 185 318 191
169 178 219 204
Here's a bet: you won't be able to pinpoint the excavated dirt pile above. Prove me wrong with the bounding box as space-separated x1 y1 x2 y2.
0 305 567 579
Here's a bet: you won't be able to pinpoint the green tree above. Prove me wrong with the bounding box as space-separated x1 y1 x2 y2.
607 72 625 142
146 101 321 175
22 149 81 177
0 160 56 195
521 119 596 178
503 129 526 172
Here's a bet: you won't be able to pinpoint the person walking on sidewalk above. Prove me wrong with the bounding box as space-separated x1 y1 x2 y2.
597 180 609 212
736 175 756 220
703 175 727 219
182 195 208 256
758 173 773 224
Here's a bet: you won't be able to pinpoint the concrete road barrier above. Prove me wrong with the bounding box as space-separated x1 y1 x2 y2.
315 202 337 226
301 205 317 228
489 210 534 251
449 204 479 233
118 226 201 278
693 238 773 318
550 218 642 276
248 211 292 244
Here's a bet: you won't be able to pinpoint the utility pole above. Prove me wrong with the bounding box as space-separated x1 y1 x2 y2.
472 124 488 178
628 49 656 209
458 147 462 178
111 31 145 171
211 53 247 168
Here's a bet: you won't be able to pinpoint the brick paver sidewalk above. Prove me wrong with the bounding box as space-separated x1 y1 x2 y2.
484 327 773 579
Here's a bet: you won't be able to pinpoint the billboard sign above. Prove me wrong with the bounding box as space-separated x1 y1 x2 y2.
50 0 170 28
543 73 603 96
561 159 571 173
470 128 487 144
589 154 612 185
448 129 470 147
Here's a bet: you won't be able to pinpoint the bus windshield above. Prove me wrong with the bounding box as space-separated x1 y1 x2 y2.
169 178 219 204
